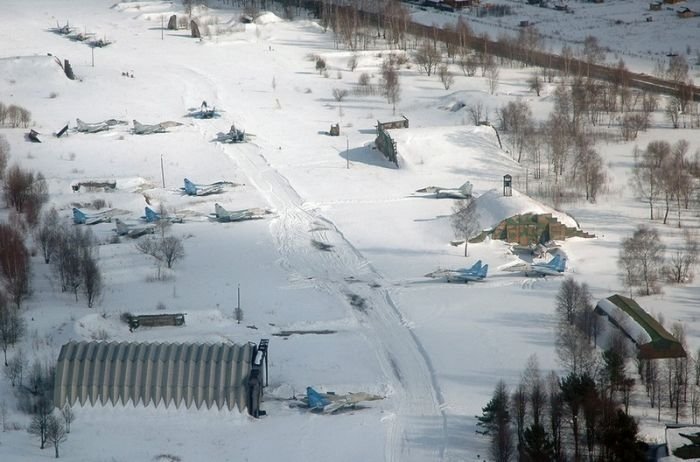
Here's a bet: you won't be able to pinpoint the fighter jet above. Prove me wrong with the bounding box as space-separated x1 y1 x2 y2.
214 124 246 143
500 254 567 277
209 203 270 222
303 387 383 414
114 219 155 238
182 178 235 196
415 181 473 199
132 120 167 135
425 259 489 283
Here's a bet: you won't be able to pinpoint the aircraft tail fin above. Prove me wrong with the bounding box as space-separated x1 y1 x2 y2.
114 219 129 235
214 203 227 218
480 264 489 279
459 181 473 197
547 255 561 269
306 387 330 410
183 178 197 196
471 260 482 273
557 257 567 272
72 208 87 224
144 207 160 222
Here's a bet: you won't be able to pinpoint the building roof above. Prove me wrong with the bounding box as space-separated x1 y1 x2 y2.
595 294 686 359
54 341 256 411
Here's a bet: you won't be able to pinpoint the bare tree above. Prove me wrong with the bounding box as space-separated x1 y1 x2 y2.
0 223 30 309
4 348 25 386
556 324 597 377
437 64 454 90
27 397 52 449
332 87 348 115
467 100 486 125
665 230 699 284
46 414 68 458
60 404 74 434
450 199 480 257
0 296 25 366
618 225 665 295
631 141 670 220
380 58 401 115
582 35 605 76
527 73 542 97
499 100 534 163
459 53 478 77
414 40 441 76
36 208 60 264
0 134 9 179
81 253 102 308
666 98 681 129
347 54 358 71
160 236 185 269
485 58 500 95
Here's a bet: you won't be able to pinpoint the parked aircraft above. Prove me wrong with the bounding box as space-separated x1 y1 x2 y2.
51 21 73 35
76 118 110 133
501 254 567 277
114 219 155 238
76 118 128 133
214 124 246 143
72 208 120 225
305 387 383 414
415 181 473 199
143 207 183 224
132 120 167 135
182 178 234 196
425 259 489 283
210 203 269 222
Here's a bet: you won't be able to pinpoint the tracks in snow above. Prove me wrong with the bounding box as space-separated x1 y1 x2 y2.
231 143 448 462
182 62 448 461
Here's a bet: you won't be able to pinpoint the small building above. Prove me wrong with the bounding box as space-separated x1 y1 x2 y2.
377 115 409 131
594 294 686 360
54 340 269 415
443 0 478 8
471 212 594 246
650 2 662 10
677 7 696 18
664 0 682 4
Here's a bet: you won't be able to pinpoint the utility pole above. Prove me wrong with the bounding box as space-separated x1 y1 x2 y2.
161 16 164 40
91 47 94 67
160 154 165 188
345 135 349 169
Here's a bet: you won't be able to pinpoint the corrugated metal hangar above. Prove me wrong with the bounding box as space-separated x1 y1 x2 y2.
53 340 268 415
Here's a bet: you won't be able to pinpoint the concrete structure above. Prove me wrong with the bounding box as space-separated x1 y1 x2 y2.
471 212 594 246
54 341 264 414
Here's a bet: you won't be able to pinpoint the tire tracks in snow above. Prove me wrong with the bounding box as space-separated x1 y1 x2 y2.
182 65 448 462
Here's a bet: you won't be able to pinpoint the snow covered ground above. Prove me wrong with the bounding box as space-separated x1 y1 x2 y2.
0 1 699 461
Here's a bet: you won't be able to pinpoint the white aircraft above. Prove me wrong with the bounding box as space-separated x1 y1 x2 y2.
425 259 489 283
304 387 383 414
182 178 234 197
76 118 110 133
500 254 567 277
210 203 270 222
72 208 125 225
76 118 128 133
133 120 183 134
415 181 473 199
132 120 167 135
114 219 155 238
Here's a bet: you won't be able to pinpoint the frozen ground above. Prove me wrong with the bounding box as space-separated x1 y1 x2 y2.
0 1 699 461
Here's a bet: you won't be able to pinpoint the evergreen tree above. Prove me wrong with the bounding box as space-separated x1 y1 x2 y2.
523 423 554 462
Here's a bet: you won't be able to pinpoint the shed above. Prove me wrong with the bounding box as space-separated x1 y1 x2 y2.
594 294 686 360
54 340 268 415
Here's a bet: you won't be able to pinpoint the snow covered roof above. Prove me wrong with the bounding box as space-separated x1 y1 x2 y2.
595 295 686 359
54 341 257 412
474 189 580 231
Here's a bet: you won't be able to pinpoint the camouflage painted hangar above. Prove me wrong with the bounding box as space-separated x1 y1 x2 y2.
471 212 595 246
